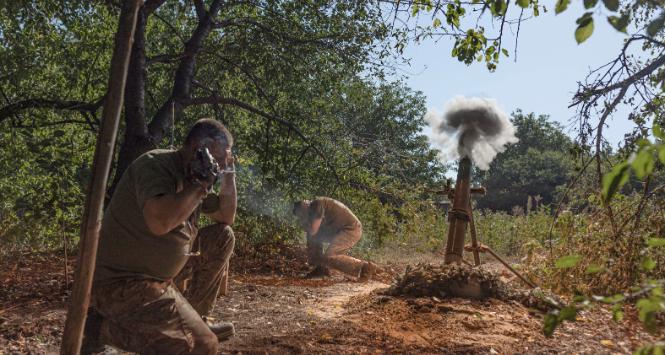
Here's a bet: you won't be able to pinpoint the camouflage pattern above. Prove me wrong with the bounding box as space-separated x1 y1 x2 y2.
92 224 235 354
307 225 364 277
174 224 235 316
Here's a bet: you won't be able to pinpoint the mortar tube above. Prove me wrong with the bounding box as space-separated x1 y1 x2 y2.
444 157 472 264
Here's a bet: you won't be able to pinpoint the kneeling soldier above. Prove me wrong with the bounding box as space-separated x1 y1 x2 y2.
83 119 237 354
292 197 379 281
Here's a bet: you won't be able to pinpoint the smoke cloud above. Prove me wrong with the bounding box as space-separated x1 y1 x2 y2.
424 96 518 170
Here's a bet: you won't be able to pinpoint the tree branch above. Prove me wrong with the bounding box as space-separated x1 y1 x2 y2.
12 119 96 129
0 97 104 124
193 0 206 20
147 0 224 142
144 0 166 14
182 95 341 183
571 52 665 107
146 53 184 65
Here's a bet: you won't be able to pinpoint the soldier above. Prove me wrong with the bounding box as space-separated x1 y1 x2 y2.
83 118 237 354
292 197 380 281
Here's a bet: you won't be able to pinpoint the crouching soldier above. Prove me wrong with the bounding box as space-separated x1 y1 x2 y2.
83 119 237 354
292 197 380 281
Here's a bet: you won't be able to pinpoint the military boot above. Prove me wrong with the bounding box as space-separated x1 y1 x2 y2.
358 262 380 282
204 317 235 342
304 265 331 279
81 308 105 355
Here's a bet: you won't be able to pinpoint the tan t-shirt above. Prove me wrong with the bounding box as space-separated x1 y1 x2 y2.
308 197 361 239
94 149 219 284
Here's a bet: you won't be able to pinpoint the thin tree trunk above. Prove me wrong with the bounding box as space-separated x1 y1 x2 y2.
60 1 140 353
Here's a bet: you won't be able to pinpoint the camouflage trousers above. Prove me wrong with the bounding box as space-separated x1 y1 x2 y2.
307 225 364 276
92 224 235 355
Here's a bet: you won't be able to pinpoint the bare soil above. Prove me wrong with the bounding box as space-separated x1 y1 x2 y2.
1 250 662 354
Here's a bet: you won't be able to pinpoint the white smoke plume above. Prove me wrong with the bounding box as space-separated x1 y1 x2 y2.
424 96 518 170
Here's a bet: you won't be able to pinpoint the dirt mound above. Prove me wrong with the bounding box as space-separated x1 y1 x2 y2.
383 263 559 311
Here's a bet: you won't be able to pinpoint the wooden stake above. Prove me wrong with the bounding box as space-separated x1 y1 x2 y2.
468 202 481 266
484 247 537 289
60 1 141 353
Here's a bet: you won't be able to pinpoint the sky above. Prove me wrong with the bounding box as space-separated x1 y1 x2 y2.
396 2 634 147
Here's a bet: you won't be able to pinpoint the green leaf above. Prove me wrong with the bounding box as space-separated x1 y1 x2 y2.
647 12 665 37
433 18 441 28
608 13 630 33
583 0 598 9
555 255 582 268
632 149 655 179
647 238 665 247
654 125 664 139
601 294 625 304
501 48 509 57
517 0 530 8
637 344 665 355
636 296 664 331
558 306 577 321
585 264 603 274
641 256 657 271
658 146 665 164
602 0 619 11
611 304 624 322
543 313 559 337
491 0 507 16
575 16 595 44
657 345 665 355
602 161 630 203
573 295 587 303
555 0 569 14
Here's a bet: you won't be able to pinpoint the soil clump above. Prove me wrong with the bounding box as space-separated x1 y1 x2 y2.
384 263 560 311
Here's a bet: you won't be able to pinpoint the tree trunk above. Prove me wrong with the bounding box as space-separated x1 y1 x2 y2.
110 5 155 194
147 0 224 143
60 0 141 352
111 0 224 193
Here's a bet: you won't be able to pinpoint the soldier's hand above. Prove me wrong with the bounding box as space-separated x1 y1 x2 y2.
223 149 235 173
187 163 217 194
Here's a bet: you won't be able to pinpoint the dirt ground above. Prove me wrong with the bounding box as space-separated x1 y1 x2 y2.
1 249 662 354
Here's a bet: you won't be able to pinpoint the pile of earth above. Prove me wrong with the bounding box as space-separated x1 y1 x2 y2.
382 263 560 311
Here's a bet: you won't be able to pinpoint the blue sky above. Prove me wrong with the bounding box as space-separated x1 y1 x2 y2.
397 2 633 146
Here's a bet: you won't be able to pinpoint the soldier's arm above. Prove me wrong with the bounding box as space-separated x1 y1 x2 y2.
206 172 236 225
306 199 324 236
143 183 207 235
308 217 322 236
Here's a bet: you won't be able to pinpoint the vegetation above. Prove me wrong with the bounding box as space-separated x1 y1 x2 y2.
1 0 665 352
477 111 574 212
0 1 448 255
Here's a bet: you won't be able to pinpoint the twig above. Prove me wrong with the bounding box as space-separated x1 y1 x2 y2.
514 8 523 62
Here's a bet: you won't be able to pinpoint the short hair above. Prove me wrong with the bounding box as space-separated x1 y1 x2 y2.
184 118 233 147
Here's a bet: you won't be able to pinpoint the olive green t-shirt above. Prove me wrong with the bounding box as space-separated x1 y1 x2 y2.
94 149 219 284
308 197 361 238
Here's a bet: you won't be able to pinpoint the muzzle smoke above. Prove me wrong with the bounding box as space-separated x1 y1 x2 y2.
424 96 518 170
